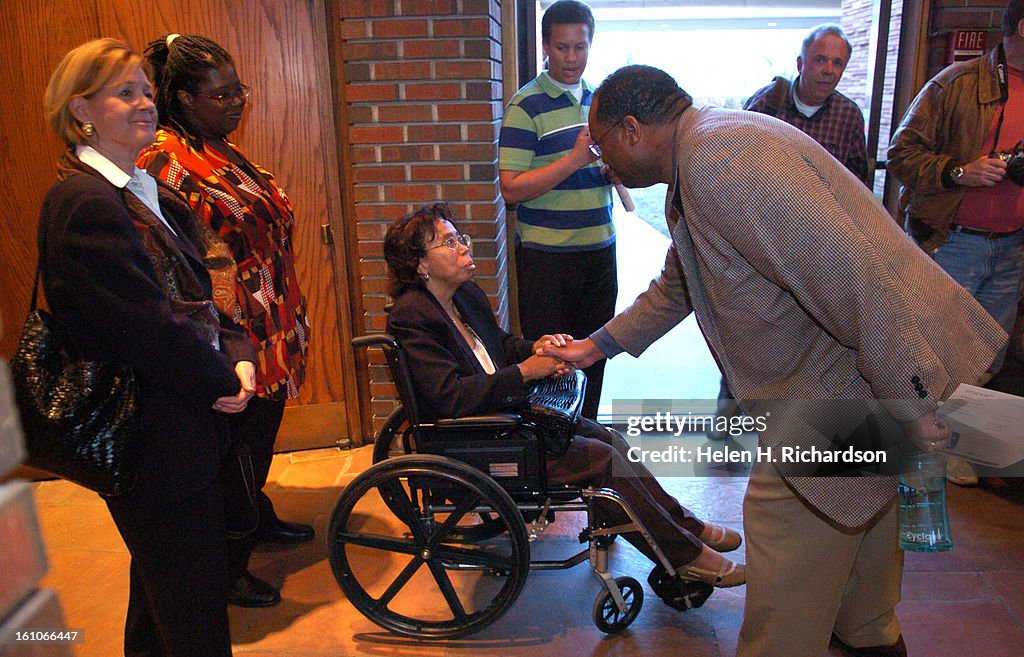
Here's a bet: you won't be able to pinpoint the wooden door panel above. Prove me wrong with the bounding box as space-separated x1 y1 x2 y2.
0 2 99 354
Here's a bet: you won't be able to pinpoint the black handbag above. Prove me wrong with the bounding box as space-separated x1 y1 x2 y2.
10 261 139 496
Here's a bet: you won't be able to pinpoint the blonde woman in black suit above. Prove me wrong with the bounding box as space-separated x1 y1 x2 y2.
40 38 255 657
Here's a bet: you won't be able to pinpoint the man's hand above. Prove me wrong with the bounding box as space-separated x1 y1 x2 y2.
601 164 623 186
533 333 574 353
537 337 606 369
960 155 1008 187
571 125 600 169
213 361 256 414
902 410 952 453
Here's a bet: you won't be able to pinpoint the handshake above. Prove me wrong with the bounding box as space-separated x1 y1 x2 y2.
517 334 606 382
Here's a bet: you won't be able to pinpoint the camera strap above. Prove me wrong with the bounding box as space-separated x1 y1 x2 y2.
990 44 1009 156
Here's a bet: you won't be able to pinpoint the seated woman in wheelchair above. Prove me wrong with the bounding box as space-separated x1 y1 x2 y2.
382 202 746 594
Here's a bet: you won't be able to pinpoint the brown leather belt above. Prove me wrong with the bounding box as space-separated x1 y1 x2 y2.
950 224 1023 240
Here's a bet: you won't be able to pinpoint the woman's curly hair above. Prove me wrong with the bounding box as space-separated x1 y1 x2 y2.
384 203 459 297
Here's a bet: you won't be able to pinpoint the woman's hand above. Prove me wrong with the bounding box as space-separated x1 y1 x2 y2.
517 354 567 382
213 361 256 414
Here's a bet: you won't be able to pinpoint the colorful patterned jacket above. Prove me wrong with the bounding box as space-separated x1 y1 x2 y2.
139 129 309 399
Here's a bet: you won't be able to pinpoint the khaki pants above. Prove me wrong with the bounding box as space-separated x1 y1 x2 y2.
737 460 904 657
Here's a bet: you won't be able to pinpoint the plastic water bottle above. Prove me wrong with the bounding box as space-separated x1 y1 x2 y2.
898 451 953 552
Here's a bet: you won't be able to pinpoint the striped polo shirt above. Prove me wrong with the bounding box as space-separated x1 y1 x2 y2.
499 72 614 252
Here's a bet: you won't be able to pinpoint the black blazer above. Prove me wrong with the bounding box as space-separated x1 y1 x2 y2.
38 166 252 504
387 283 535 422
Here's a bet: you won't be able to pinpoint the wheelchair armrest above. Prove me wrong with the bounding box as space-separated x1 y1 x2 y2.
432 413 522 430
352 333 398 350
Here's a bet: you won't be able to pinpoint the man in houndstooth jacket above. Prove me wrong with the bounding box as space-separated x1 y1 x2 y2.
543 65 1006 657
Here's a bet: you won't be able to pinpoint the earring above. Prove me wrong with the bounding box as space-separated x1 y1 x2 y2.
82 122 95 137
421 272 430 282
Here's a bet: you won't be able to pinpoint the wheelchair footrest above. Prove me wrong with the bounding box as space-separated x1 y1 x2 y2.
647 566 714 611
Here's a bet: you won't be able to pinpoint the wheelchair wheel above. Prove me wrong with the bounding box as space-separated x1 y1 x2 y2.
592 576 643 634
372 406 411 464
328 454 530 639
371 406 508 544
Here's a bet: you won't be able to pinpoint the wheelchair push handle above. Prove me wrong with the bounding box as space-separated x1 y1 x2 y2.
352 333 399 350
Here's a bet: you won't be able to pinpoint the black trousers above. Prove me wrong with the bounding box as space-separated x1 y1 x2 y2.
224 395 286 578
106 483 232 657
546 418 705 569
517 244 617 420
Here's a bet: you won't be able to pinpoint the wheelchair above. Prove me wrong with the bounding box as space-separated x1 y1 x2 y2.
326 334 714 639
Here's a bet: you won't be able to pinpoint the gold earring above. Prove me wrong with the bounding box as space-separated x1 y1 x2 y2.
82 122 95 137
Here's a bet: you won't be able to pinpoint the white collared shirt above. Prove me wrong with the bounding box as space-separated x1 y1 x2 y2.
76 146 220 351
76 145 177 236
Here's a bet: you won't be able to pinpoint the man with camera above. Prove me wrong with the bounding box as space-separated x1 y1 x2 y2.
888 0 1024 486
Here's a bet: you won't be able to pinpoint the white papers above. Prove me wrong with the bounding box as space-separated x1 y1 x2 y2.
937 384 1024 468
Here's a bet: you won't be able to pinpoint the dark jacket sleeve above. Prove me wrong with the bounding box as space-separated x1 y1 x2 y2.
219 316 256 365
387 287 530 420
39 175 241 407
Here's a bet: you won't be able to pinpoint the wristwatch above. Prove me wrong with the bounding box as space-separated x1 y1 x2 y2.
950 165 965 184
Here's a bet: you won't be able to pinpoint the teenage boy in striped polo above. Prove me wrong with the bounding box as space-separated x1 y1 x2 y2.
499 0 614 419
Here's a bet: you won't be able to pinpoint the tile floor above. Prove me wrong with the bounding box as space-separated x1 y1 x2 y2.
32 442 1024 657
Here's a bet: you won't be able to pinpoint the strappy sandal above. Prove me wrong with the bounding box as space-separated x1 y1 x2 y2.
678 557 746 588
701 522 742 552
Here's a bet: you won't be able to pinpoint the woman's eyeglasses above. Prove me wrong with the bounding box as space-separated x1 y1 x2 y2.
196 84 251 105
427 233 472 252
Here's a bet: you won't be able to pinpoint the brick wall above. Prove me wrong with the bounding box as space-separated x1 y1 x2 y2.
337 0 508 432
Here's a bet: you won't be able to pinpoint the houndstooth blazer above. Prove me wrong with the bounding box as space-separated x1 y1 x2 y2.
604 106 1006 527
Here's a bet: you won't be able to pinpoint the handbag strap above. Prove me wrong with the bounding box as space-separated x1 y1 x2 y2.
28 259 41 313
30 186 54 314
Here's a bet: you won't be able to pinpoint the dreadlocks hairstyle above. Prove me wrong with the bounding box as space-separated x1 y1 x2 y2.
144 33 233 144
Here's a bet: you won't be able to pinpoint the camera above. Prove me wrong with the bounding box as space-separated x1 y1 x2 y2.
992 140 1024 186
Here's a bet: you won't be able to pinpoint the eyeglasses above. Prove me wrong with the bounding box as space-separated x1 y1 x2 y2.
195 84 251 105
588 117 624 158
427 233 472 252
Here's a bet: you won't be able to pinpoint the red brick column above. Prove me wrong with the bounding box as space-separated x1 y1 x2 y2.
337 0 509 432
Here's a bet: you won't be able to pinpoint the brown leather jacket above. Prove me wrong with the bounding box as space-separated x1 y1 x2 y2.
887 46 1003 252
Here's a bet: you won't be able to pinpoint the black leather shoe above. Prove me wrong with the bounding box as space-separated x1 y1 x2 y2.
254 518 314 545
227 572 281 608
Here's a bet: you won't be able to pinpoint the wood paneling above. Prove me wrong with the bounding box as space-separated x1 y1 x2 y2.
0 1 99 351
0 0 360 449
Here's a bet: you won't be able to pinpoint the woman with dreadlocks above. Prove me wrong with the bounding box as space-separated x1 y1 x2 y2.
138 34 312 609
